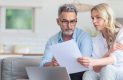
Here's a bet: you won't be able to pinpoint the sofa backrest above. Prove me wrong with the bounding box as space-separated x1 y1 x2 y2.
1 57 41 80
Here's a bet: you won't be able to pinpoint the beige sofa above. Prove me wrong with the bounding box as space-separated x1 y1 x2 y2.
0 57 41 80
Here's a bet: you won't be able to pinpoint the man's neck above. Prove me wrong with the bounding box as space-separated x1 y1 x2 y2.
62 34 72 41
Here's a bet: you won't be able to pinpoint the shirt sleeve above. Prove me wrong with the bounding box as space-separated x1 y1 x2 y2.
110 51 123 66
110 28 123 66
79 32 93 57
40 40 53 66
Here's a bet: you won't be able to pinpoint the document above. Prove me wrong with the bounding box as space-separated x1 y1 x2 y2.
49 39 87 74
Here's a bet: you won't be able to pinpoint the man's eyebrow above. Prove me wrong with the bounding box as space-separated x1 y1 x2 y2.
61 19 76 21
61 19 67 21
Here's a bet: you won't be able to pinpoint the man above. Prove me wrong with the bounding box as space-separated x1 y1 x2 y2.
40 4 93 80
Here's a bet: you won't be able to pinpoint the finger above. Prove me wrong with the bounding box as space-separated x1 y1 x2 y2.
78 59 90 65
119 43 123 49
51 59 58 66
53 61 59 66
79 57 90 62
53 63 59 66
117 46 123 51
52 57 57 61
52 60 58 64
81 63 90 68
116 42 123 48
79 60 90 66
77 57 86 60
115 44 123 50
82 57 89 59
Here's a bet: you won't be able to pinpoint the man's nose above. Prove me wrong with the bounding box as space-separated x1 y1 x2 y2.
68 23 72 29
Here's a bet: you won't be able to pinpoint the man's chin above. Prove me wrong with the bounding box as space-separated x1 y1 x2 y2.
63 32 73 35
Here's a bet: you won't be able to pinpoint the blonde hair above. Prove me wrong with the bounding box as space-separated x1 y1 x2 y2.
91 3 119 48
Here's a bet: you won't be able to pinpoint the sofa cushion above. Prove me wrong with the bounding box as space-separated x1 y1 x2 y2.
0 59 2 80
2 57 40 80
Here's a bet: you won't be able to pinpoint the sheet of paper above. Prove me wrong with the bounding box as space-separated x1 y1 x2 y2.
49 39 87 74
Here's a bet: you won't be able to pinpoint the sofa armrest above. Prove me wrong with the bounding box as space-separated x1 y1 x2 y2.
2 57 41 80
16 79 29 80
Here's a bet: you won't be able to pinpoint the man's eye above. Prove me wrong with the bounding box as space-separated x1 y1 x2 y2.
70 21 75 23
70 20 77 23
62 21 68 23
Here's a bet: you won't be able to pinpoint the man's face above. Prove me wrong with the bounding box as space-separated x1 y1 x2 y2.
57 12 77 36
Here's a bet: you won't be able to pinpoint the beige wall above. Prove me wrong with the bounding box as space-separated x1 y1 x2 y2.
0 0 123 53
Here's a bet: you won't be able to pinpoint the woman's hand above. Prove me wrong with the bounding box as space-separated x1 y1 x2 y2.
77 57 91 68
109 42 123 54
93 66 103 72
77 57 103 72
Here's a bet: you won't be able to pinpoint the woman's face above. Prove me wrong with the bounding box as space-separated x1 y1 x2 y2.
91 10 106 31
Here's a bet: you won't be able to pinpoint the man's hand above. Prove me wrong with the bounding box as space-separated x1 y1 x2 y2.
51 57 59 66
43 57 59 67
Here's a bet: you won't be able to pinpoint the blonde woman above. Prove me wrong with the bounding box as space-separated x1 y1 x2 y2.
77 3 123 80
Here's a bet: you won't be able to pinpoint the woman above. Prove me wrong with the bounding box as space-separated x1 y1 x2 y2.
77 3 123 80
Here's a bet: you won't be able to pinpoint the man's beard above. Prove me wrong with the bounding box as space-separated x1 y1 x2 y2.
63 30 73 35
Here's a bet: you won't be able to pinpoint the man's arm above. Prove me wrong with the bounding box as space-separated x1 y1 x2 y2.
80 32 93 57
40 39 53 67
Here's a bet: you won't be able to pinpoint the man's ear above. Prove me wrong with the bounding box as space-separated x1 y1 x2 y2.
56 18 60 25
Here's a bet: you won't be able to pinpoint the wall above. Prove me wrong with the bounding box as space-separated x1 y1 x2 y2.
0 0 123 53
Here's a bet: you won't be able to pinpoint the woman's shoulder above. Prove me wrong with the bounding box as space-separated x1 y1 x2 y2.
116 27 123 42
119 27 123 31
92 32 103 39
117 27 123 35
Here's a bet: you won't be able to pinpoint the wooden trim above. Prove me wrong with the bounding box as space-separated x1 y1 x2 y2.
0 1 42 8
0 53 43 56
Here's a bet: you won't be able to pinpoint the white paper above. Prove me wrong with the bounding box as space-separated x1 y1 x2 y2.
49 39 87 74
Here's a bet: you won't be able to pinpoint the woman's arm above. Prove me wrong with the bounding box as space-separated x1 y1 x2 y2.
77 56 114 68
103 42 123 58
91 56 114 66
77 42 123 68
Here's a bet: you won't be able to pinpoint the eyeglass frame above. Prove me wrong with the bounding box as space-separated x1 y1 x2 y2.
59 18 77 26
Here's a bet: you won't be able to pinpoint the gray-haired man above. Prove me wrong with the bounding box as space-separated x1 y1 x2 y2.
41 4 93 80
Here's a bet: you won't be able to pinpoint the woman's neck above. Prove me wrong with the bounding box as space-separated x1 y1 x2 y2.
101 29 108 40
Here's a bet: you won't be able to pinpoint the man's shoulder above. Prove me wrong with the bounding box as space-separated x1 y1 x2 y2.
75 28 90 37
47 32 60 43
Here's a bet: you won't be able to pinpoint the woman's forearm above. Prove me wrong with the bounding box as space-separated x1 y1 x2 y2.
92 56 114 66
103 49 113 57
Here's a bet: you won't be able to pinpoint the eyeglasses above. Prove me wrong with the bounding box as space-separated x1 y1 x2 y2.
59 19 77 26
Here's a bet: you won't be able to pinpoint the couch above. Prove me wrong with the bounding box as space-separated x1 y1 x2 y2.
0 56 41 80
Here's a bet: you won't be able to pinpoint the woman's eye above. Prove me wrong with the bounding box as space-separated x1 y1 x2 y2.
91 17 94 20
97 17 102 19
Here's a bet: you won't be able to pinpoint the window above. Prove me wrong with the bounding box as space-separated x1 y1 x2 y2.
0 7 34 32
0 0 42 34
6 8 33 30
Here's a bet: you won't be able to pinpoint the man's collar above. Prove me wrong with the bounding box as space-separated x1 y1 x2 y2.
58 28 77 42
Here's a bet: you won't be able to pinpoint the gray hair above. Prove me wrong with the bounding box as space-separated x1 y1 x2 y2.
58 4 78 16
